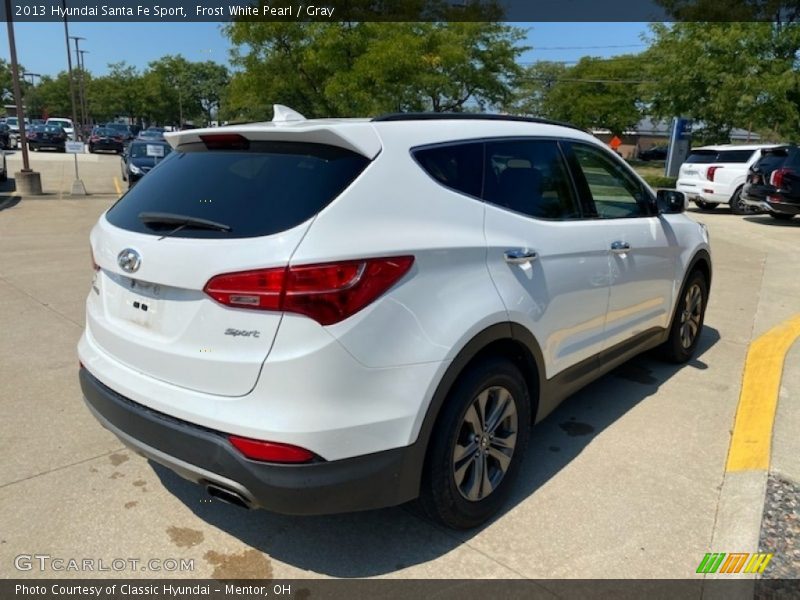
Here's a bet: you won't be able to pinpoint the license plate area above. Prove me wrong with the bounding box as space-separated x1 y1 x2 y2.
119 276 162 325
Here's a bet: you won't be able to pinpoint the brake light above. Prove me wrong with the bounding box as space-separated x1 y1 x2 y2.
769 167 794 188
90 135 99 142
204 256 414 325
706 166 722 181
199 133 249 150
228 435 315 463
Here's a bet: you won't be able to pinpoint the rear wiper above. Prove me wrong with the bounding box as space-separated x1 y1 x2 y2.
138 212 232 240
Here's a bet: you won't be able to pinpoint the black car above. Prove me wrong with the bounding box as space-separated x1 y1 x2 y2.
121 140 173 187
0 124 10 150
638 145 668 161
105 122 135 142
27 124 67 152
88 127 124 154
742 145 800 221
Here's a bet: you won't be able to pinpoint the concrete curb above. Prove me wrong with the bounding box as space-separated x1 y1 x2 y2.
703 322 800 598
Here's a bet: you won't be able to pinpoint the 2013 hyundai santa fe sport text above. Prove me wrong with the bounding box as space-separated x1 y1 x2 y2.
78 107 712 529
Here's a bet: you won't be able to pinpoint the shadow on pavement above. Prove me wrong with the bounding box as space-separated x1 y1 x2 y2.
743 215 799 227
153 326 721 577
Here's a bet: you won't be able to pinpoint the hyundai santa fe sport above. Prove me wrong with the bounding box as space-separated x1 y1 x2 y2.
78 106 712 529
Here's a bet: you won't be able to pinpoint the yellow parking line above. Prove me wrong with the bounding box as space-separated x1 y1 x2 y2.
726 314 800 471
113 176 122 196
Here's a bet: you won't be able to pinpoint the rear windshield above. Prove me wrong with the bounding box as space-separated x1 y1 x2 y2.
685 149 755 164
105 141 370 239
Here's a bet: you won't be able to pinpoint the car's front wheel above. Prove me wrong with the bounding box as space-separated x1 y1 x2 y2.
420 357 530 529
695 200 718 211
660 270 708 363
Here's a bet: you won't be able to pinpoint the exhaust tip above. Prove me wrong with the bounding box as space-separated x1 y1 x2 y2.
205 483 251 509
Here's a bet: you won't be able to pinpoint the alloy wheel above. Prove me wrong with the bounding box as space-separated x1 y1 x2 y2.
679 283 703 349
452 386 518 502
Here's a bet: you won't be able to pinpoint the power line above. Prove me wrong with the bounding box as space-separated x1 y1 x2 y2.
530 44 647 50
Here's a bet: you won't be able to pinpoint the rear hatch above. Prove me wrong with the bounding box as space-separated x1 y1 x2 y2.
88 127 376 396
678 148 756 185
744 146 798 201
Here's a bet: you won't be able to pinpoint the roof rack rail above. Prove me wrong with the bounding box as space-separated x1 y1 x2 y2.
371 112 586 132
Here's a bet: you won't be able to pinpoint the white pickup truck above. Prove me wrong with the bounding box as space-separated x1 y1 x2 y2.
677 144 780 214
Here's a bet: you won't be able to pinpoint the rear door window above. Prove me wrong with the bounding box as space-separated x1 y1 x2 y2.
483 139 580 220
105 141 370 239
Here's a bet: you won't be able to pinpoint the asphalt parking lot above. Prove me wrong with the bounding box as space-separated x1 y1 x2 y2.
0 150 798 580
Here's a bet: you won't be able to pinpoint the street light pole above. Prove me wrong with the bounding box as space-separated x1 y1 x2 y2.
78 49 90 129
62 7 86 196
4 0 41 194
70 36 87 135
62 3 81 142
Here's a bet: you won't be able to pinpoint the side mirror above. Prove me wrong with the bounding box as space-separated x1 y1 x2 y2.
656 189 687 214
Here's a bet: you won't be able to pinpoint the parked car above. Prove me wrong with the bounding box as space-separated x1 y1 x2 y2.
0 149 6 182
638 144 668 161
0 124 11 150
137 127 166 141
742 145 800 221
120 140 172 186
5 117 28 147
676 144 780 214
27 124 67 152
105 122 134 143
88 127 125 154
79 108 712 529
45 117 75 139
31 119 46 126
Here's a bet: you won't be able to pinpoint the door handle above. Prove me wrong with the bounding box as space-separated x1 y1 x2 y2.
504 249 538 264
610 241 631 254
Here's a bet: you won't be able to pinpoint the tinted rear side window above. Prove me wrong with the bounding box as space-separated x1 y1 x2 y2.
105 142 370 239
413 143 483 198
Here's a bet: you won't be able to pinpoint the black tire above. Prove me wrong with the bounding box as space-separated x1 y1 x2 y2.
729 187 749 215
769 212 795 221
0 172 6 182
660 270 708 363
419 357 531 529
695 200 718 211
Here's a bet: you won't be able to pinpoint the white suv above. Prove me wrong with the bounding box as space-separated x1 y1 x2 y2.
78 107 712 529
677 144 779 214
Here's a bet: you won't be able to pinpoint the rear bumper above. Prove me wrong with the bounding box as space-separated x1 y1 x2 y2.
79 367 421 515
677 182 729 204
742 195 800 215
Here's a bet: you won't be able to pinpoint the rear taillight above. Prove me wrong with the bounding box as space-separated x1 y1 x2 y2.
706 166 722 181
204 256 414 325
769 167 794 188
90 135 99 142
228 435 315 463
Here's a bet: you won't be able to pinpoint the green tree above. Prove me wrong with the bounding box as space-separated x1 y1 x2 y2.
223 22 526 120
641 22 800 142
191 61 229 124
89 62 144 123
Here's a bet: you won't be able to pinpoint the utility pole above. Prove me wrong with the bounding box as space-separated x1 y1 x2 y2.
78 49 90 129
70 36 87 137
4 0 41 194
63 5 86 195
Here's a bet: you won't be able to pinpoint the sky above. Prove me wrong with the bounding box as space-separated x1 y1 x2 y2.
2 22 652 79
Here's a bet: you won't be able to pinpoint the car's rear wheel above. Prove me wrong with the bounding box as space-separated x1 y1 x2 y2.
419 357 530 529
769 212 795 221
660 270 708 363
729 187 749 215
695 200 718 211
